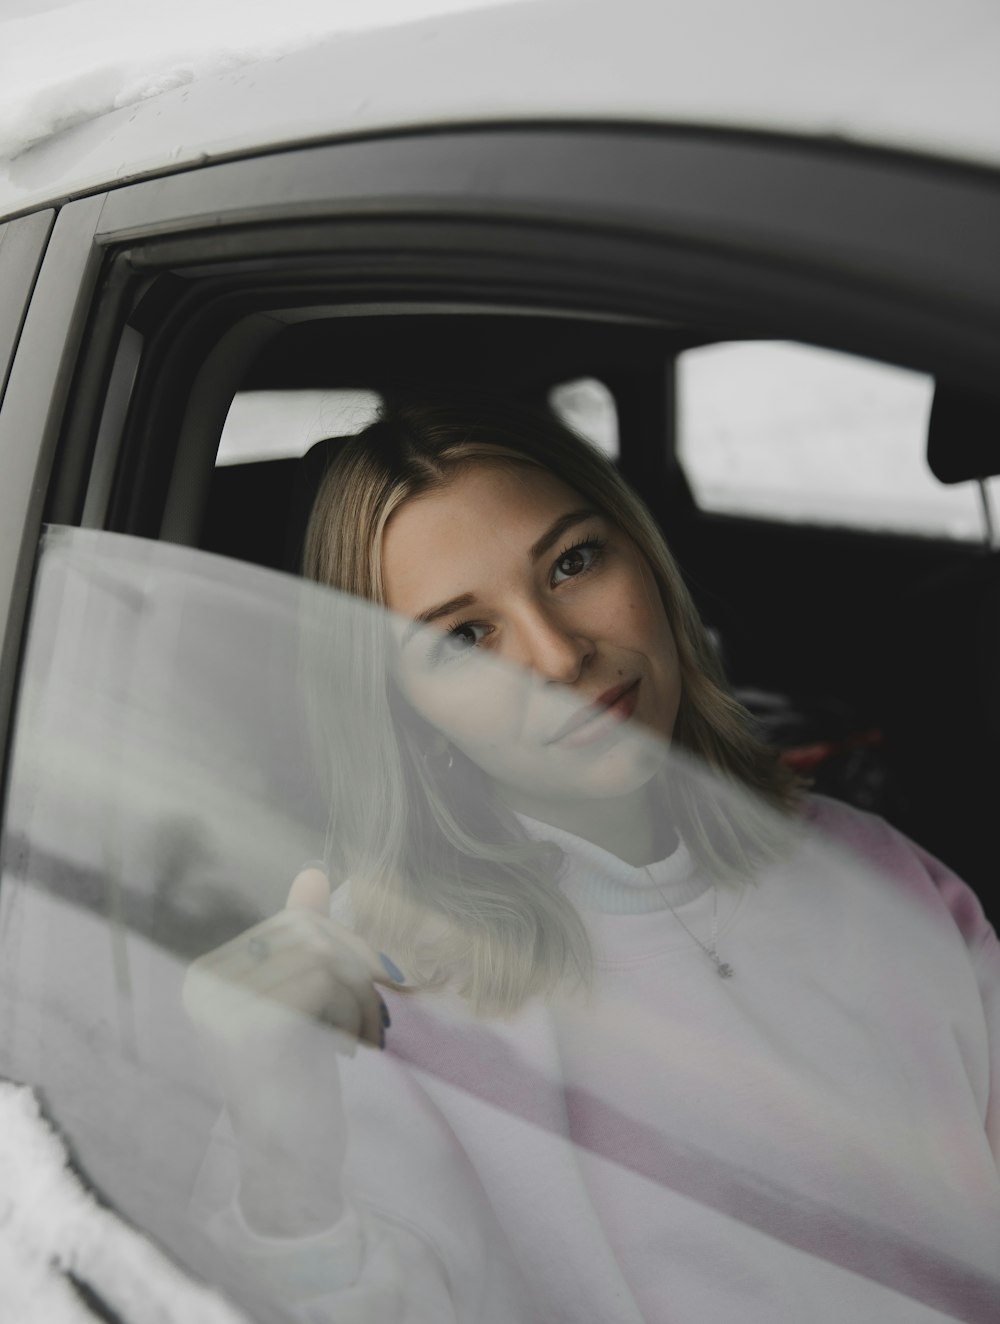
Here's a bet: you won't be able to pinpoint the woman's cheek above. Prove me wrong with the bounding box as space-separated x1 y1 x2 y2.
400 666 527 753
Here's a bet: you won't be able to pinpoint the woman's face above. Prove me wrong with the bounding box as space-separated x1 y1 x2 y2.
382 462 682 810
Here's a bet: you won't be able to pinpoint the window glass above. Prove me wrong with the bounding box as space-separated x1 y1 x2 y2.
1 526 996 1316
217 388 382 466
0 530 332 1312
676 341 991 540
549 377 619 459
220 381 618 468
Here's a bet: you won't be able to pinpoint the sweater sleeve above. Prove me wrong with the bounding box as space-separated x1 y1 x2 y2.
808 796 1000 1166
190 1044 531 1324
905 834 1000 1165
972 926 1000 1164
203 1191 456 1324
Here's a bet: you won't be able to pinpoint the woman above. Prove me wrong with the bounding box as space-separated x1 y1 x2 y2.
186 399 1000 1323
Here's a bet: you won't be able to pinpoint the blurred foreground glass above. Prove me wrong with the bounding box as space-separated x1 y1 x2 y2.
0 527 996 1322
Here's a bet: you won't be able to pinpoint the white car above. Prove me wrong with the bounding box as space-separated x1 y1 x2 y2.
0 2 998 1319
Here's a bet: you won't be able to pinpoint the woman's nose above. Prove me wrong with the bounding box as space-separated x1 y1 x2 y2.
512 605 594 685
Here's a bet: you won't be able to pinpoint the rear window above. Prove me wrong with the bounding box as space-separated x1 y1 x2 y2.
217 389 382 466
676 341 995 540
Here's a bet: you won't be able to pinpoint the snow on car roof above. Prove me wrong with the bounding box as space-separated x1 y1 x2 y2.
2 0 999 222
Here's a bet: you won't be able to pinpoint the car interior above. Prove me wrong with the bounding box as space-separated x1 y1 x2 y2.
137 305 997 925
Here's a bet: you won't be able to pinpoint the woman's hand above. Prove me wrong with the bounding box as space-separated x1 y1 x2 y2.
184 866 395 1054
183 867 402 1236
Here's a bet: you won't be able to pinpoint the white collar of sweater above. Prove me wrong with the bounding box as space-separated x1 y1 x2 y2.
515 812 708 915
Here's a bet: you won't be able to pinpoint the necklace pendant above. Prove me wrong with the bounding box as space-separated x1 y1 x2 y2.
716 961 734 979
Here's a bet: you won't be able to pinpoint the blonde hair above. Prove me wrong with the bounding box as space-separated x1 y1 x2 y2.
303 397 800 1014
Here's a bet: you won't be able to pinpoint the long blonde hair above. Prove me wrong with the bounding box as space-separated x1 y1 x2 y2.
303 397 800 1014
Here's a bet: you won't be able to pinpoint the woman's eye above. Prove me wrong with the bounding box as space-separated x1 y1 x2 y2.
551 539 605 586
431 621 490 665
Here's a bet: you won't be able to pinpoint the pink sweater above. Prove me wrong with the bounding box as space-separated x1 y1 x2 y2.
200 798 1000 1322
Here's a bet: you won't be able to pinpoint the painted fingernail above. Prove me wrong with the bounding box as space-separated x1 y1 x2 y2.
378 997 391 1029
379 953 405 983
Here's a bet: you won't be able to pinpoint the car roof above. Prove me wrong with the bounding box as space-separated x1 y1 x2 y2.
2 0 999 222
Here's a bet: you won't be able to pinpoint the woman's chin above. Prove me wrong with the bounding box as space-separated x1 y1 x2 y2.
491 732 670 812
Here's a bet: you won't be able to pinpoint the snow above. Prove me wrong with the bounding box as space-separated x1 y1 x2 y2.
0 1080 249 1323
0 0 508 160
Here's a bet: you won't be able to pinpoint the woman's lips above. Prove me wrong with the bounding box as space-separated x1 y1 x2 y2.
545 680 640 748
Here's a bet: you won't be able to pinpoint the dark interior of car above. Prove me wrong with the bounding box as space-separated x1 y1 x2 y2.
183 309 1000 924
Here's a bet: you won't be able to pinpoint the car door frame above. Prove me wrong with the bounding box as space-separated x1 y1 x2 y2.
2 122 1000 798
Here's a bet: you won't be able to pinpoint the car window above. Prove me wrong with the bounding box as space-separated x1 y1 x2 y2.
0 528 360 1318
548 377 619 459
217 389 383 466
218 381 618 467
1 521 997 1322
676 340 995 540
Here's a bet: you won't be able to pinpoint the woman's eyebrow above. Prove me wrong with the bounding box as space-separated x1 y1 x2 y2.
401 509 600 647
402 593 476 646
530 509 601 561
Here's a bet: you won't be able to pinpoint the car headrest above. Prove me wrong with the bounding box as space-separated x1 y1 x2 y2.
284 435 348 574
927 383 1000 484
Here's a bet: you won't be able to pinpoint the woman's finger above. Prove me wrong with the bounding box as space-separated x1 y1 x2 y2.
186 868 399 1052
285 865 405 995
286 865 331 914
188 940 371 1046
290 918 387 1048
191 914 386 1049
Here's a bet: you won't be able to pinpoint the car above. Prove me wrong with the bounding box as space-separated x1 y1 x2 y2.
1 1 998 1318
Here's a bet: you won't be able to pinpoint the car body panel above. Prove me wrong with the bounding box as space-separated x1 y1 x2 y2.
0 196 105 750
0 210 53 401
2 0 1000 222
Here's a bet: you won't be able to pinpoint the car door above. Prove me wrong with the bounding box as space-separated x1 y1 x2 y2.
1 124 999 1320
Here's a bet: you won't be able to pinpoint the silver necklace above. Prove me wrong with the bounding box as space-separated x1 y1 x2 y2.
646 868 734 978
